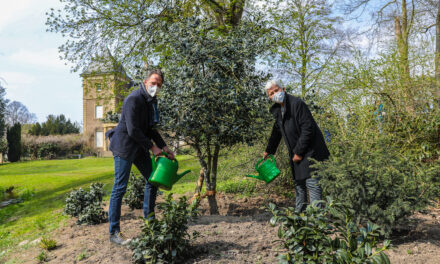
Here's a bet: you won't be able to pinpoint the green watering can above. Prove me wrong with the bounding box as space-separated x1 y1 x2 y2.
246 155 280 183
148 152 191 190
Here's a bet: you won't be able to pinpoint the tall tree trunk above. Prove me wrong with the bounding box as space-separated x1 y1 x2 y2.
435 1 440 150
435 1 440 95
298 4 307 97
394 0 413 113
401 0 410 78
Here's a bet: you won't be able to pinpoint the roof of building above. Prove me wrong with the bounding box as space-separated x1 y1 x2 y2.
80 49 130 79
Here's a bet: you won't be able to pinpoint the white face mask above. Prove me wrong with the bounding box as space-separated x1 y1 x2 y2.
147 85 158 97
272 91 285 104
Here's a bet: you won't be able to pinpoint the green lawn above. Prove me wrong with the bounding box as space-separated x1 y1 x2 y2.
0 150 260 259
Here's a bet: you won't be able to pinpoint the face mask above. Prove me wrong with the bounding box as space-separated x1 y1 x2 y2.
272 91 285 104
147 85 158 97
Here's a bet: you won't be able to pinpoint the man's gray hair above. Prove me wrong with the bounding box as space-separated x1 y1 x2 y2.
264 80 282 91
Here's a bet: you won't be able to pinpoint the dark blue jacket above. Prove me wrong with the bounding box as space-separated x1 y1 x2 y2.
265 94 329 181
106 83 166 160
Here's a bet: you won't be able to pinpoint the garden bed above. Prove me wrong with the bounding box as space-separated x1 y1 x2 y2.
4 193 440 263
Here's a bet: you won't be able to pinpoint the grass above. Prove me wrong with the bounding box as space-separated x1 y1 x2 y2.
0 146 268 261
0 157 115 257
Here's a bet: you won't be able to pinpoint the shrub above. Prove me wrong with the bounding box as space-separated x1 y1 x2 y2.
123 173 146 210
36 250 49 263
313 134 440 237
0 137 7 154
7 123 21 162
64 182 108 225
268 197 391 264
130 194 199 264
18 188 35 201
39 237 57 250
21 134 86 160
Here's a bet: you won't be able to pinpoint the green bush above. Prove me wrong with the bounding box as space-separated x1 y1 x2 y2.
18 188 35 201
7 123 21 162
36 250 49 263
313 134 440 237
130 194 199 264
64 182 108 225
37 142 61 159
39 237 57 250
268 197 391 264
123 173 145 210
0 138 7 154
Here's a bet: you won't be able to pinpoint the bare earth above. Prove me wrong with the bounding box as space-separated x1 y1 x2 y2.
6 193 440 264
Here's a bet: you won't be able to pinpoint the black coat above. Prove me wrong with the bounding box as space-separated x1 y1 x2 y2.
265 94 329 181
106 83 166 160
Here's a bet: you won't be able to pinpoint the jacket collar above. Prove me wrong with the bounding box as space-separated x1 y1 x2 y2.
269 93 290 121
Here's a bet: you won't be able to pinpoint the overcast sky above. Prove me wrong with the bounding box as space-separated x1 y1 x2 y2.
0 0 82 124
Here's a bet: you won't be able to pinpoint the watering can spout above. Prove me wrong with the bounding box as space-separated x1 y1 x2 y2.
246 174 265 181
177 170 191 180
245 155 281 184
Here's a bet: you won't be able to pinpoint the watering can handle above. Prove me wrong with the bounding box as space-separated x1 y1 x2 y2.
152 151 176 171
256 155 275 170
153 151 177 163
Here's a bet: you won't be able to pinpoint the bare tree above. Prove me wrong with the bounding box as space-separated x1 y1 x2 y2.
5 101 37 126
341 0 421 112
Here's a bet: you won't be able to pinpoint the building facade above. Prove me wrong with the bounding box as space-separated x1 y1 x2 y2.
80 52 130 157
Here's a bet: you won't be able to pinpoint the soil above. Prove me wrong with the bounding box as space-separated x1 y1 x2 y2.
5 193 440 264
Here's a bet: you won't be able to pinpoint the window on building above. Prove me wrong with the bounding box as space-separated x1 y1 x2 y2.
95 105 103 119
96 131 104 148
95 83 102 92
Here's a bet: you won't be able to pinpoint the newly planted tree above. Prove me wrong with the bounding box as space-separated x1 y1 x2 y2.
158 17 271 214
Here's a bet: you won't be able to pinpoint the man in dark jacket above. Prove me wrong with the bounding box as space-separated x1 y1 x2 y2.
263 80 330 213
106 69 174 245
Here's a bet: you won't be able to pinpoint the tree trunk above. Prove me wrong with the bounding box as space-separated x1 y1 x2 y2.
435 1 440 151
435 1 440 96
192 140 220 214
192 142 208 203
205 144 220 215
394 0 414 113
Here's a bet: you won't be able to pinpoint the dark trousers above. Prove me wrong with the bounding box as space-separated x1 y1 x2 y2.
108 151 157 235
294 177 322 213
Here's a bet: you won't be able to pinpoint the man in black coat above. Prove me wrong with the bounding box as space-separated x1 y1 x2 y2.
106 69 175 245
263 80 330 213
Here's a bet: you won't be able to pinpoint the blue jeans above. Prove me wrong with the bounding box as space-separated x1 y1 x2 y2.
108 151 157 235
294 177 322 213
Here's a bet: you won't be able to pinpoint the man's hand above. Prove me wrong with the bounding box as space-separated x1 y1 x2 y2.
163 146 175 160
263 152 269 160
292 154 303 163
151 145 162 157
